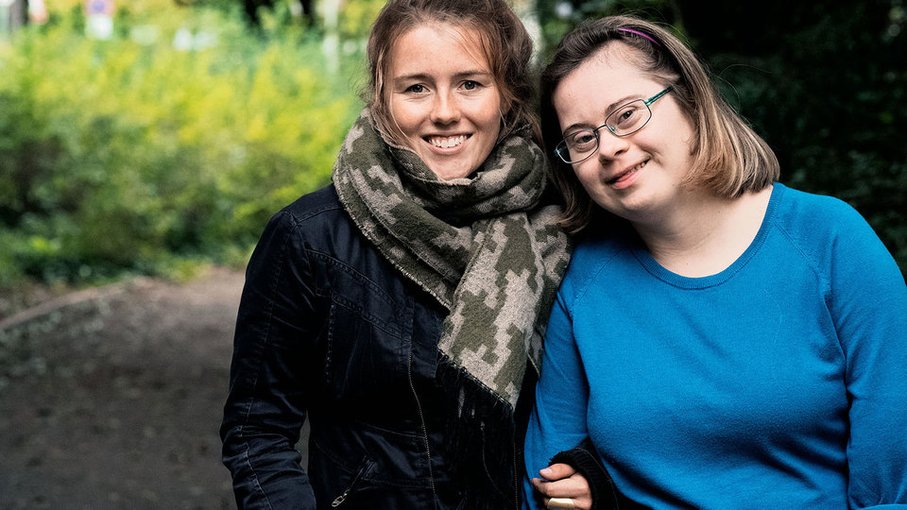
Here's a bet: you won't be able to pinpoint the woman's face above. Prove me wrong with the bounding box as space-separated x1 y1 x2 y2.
553 44 696 225
387 23 502 180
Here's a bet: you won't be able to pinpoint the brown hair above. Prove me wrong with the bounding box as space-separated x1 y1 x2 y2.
541 15 780 233
366 0 540 145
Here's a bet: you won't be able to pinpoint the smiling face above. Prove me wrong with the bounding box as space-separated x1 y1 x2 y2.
553 43 696 224
387 23 502 181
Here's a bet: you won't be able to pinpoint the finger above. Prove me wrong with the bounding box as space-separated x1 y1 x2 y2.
547 494 593 510
540 462 577 481
538 477 586 498
553 474 592 510
545 497 577 509
533 478 553 496
535 478 581 498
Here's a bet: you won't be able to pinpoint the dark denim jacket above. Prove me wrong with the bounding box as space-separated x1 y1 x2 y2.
221 185 479 509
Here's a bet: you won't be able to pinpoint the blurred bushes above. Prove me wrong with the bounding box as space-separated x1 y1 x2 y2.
0 4 361 286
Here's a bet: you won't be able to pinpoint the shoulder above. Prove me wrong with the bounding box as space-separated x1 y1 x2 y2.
276 184 346 226
770 183 887 258
559 225 637 303
772 183 867 230
264 184 354 236
252 184 364 261
768 183 902 290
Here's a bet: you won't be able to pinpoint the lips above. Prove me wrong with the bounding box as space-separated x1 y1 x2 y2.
426 134 469 149
608 160 647 186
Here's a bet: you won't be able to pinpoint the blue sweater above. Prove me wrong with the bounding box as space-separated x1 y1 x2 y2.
524 184 907 509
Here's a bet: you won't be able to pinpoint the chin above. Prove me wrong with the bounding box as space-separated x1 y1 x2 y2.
432 164 472 181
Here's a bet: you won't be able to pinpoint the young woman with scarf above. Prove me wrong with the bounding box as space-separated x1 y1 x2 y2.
220 1 596 508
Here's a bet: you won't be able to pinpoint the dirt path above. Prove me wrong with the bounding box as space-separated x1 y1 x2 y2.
0 267 245 509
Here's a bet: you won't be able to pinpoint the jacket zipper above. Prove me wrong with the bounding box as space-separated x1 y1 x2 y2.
330 458 371 508
407 348 438 507
481 421 521 509
512 442 519 510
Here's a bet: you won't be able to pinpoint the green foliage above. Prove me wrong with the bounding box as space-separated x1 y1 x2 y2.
337 0 386 40
0 5 360 286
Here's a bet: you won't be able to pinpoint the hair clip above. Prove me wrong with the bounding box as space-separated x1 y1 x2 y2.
617 27 659 46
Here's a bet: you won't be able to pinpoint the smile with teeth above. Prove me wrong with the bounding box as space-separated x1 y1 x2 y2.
427 135 468 149
609 160 647 185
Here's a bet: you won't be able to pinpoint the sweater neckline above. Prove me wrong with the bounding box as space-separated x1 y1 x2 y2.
631 183 784 289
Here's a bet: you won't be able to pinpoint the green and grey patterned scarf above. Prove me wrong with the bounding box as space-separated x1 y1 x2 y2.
333 110 569 406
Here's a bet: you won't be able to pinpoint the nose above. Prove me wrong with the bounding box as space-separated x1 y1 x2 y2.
596 130 629 161
430 91 460 125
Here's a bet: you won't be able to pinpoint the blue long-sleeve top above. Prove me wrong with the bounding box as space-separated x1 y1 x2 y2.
524 183 907 509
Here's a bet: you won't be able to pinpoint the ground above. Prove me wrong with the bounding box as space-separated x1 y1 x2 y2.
0 267 246 509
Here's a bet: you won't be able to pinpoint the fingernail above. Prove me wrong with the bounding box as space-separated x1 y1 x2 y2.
540 467 553 477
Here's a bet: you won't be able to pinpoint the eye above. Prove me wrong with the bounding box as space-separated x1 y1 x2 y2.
567 130 597 151
612 103 643 128
405 84 426 94
462 80 480 91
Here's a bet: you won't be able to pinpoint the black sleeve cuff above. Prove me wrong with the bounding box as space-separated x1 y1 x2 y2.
549 438 618 510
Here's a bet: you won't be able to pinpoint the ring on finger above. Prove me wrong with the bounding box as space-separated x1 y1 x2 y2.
547 497 575 509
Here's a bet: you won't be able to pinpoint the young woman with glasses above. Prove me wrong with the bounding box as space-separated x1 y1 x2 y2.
523 14 907 510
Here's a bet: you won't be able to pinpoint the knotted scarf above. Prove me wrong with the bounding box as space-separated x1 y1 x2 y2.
333 110 571 507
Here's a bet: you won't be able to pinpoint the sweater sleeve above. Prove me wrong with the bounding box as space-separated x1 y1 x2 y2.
828 207 907 508
523 287 592 509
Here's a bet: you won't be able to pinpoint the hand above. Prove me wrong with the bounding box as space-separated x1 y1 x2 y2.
531 463 592 510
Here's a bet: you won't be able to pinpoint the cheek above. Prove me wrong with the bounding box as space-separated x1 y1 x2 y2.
483 112 502 140
573 165 600 193
472 100 502 132
389 99 423 135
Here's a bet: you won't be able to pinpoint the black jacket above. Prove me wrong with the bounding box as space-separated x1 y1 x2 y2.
220 185 523 509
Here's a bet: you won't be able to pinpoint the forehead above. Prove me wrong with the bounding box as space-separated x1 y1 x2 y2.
553 44 656 118
389 23 490 73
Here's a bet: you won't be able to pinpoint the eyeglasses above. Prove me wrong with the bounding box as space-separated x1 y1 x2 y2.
554 86 673 164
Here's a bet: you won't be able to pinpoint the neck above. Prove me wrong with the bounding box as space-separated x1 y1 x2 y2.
632 186 773 277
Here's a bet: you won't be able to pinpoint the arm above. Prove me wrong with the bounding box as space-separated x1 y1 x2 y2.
541 440 651 510
523 290 592 509
831 211 907 508
531 462 594 510
220 210 318 510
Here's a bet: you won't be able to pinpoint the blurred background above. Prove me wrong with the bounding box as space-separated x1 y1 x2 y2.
0 0 903 508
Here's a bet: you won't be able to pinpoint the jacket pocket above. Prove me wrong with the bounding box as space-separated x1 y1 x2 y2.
330 456 376 508
321 268 413 402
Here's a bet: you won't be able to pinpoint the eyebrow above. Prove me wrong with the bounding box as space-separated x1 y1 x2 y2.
393 70 493 84
560 94 640 135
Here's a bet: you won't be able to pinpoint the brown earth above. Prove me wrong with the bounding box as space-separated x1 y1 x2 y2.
0 267 246 509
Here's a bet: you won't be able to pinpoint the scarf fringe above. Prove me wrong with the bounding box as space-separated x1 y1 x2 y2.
436 355 520 509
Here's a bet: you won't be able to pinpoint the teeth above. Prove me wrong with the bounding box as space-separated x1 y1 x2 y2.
429 135 466 148
609 161 646 184
622 161 647 175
